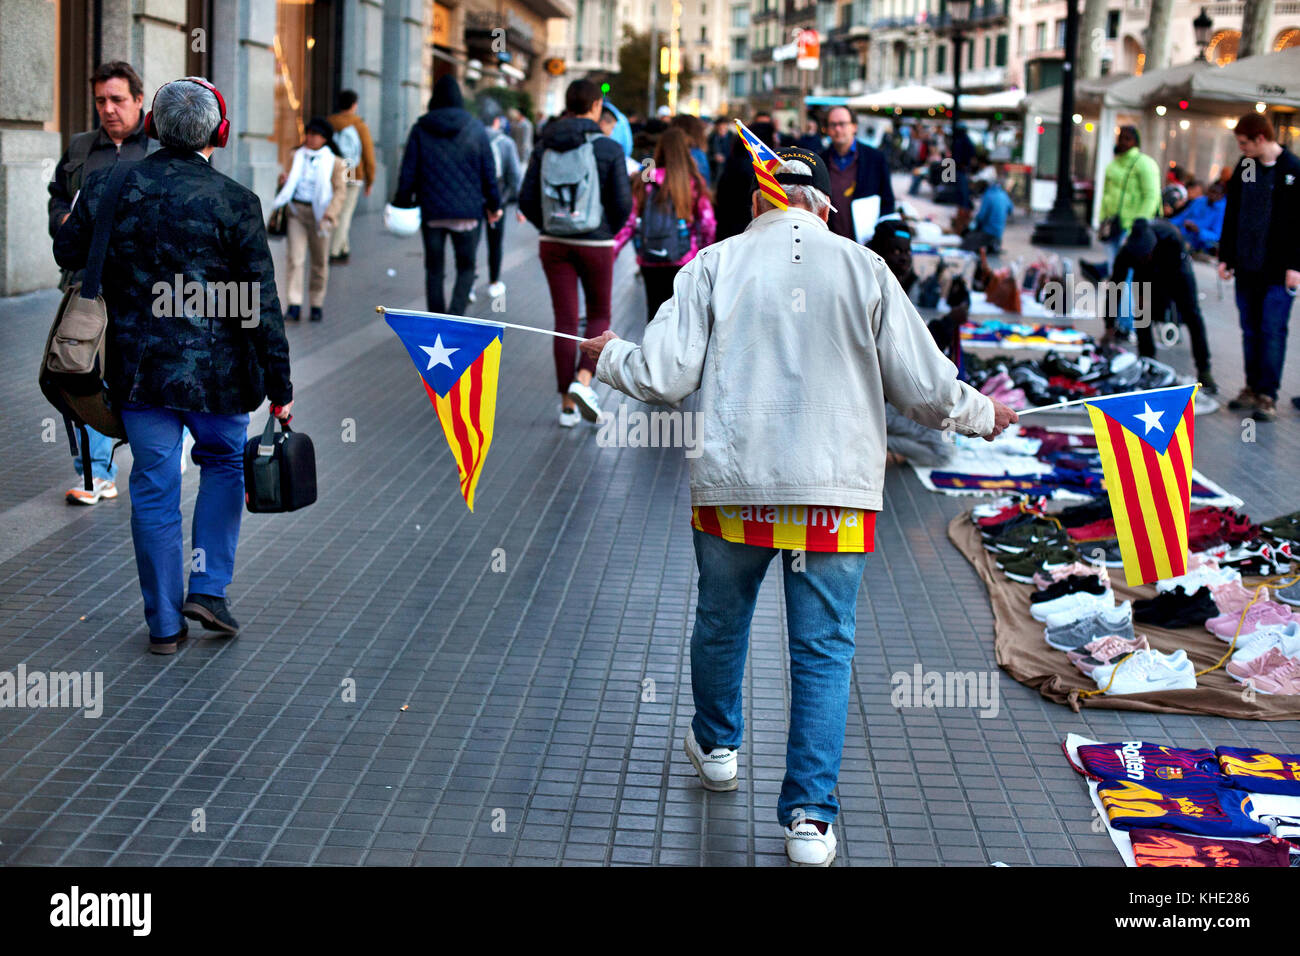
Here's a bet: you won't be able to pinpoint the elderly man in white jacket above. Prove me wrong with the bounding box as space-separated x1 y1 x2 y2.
581 146 1018 866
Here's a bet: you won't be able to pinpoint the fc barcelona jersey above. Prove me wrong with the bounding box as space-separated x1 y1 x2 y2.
1216 747 1300 797
692 505 877 553
1097 778 1269 837
1129 828 1291 867
1076 741 1220 785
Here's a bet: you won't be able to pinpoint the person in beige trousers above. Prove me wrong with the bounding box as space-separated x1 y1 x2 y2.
271 117 347 322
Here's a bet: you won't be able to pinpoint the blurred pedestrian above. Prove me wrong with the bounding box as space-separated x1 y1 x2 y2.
48 60 155 505
482 104 522 302
671 114 712 182
518 79 632 428
507 106 534 164
54 77 293 654
327 89 377 264
707 116 732 186
794 116 824 152
1218 112 1300 421
395 75 502 316
1092 125 1161 271
713 118 777 241
1171 180 1225 254
613 127 716 322
271 117 347 322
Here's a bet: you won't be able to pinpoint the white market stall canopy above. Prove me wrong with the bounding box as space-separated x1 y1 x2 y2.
1024 75 1124 121
957 89 1029 113
847 84 954 111
1176 48 1300 112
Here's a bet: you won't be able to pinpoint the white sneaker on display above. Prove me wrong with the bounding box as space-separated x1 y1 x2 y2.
783 811 836 866
1230 621 1300 666
683 727 738 792
1032 589 1115 624
1092 649 1196 695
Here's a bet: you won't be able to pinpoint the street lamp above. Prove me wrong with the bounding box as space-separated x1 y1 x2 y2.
1193 7 1214 61
1031 0 1090 246
948 0 972 144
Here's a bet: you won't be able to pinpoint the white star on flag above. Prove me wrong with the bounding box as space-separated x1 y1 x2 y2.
1134 402 1165 435
420 335 458 371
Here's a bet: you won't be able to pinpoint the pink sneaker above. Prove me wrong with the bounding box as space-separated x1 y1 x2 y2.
1068 633 1151 675
1033 562 1110 590
1249 655 1300 696
1227 645 1290 683
1206 601 1295 641
1211 580 1276 617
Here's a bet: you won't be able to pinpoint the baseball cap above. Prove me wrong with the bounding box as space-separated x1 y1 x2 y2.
752 146 837 211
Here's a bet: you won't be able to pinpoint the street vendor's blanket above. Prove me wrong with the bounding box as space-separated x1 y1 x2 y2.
949 514 1300 720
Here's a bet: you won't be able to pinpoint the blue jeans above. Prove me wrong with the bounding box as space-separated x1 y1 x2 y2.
119 403 249 640
72 426 118 482
1234 274 1294 400
689 528 867 827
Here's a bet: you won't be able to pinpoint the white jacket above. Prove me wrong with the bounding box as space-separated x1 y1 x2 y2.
272 146 343 223
596 205 995 511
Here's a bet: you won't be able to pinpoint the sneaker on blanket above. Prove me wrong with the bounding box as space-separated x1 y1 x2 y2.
1091 648 1195 695
1033 561 1109 590
1067 633 1150 675
1044 601 1133 650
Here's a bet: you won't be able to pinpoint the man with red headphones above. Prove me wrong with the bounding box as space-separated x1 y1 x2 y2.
54 76 295 656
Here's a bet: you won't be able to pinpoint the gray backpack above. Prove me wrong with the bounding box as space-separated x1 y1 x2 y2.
540 132 603 235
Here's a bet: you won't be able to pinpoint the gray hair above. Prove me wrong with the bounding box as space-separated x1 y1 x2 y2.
757 159 832 215
152 77 222 150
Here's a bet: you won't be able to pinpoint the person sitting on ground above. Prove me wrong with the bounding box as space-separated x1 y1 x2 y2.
1170 180 1226 254
962 173 1013 254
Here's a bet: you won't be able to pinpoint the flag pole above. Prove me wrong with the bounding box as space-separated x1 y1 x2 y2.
1015 382 1202 416
377 306 587 342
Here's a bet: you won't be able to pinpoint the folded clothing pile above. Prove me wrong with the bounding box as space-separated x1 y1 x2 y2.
960 320 1092 350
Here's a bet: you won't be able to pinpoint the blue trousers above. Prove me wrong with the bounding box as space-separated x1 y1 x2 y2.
689 529 867 827
72 426 118 481
120 403 249 639
1234 274 1294 400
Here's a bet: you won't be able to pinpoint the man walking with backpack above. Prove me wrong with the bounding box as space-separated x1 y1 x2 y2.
396 75 502 316
518 79 632 428
328 89 376 264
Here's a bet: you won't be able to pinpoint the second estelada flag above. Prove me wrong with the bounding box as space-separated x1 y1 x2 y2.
386 309 503 511
1084 384 1199 586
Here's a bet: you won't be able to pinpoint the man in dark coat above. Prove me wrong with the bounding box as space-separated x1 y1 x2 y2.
821 105 895 243
1104 218 1216 392
54 77 293 655
395 74 502 315
47 60 157 505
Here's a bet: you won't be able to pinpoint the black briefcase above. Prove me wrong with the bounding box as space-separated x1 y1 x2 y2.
244 415 317 513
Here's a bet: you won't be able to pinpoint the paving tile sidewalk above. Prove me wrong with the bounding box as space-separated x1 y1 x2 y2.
0 204 1297 867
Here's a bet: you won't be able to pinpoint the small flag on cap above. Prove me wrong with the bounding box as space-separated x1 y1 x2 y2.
734 119 788 210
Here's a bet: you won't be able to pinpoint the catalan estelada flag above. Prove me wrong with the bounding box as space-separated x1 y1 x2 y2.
386 309 503 511
1084 384 1199 586
734 119 788 210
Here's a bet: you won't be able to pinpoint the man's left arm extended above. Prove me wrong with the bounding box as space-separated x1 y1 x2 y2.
586 261 710 407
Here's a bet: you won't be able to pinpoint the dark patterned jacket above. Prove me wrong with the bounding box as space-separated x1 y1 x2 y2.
53 147 292 415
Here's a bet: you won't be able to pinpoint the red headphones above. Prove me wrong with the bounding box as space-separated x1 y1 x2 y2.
144 77 230 148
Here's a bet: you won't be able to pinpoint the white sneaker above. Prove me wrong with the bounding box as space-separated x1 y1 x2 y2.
1032 589 1114 624
66 477 118 505
1157 565 1238 593
1231 621 1300 665
488 281 506 299
467 289 477 304
558 405 580 428
1092 649 1196 695
784 812 836 866
683 727 738 792
567 379 601 422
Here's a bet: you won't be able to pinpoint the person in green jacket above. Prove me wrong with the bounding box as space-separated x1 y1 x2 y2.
1085 126 1161 278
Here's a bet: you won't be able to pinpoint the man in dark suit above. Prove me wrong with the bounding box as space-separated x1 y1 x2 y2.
821 105 895 243
54 77 293 655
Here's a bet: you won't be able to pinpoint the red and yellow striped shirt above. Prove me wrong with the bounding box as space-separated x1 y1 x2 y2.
691 505 877 553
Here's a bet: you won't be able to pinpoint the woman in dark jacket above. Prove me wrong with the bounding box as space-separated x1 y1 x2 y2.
395 75 502 315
